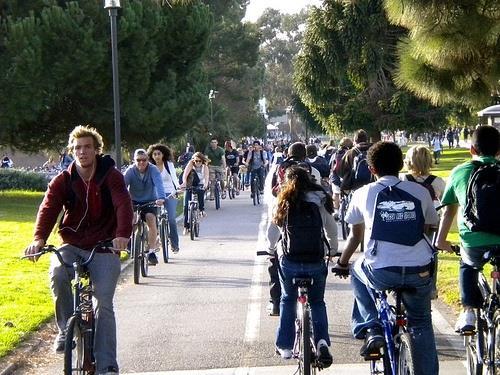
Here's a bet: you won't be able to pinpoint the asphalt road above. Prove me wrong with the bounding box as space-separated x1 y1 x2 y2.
8 189 467 374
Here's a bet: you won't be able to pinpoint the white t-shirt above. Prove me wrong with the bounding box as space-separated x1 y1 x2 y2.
346 175 439 269
159 161 178 194
399 173 446 207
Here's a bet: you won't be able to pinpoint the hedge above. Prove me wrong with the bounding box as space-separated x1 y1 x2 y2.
0 169 49 191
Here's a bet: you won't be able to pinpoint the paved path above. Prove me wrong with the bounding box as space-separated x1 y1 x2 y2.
8 189 466 374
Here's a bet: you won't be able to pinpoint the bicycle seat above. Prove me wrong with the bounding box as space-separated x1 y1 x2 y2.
293 277 314 287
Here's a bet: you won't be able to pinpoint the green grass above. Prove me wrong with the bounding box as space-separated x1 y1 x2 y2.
0 190 56 358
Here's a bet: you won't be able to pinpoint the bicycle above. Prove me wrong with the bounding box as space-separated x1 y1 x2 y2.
457 246 500 375
250 167 263 206
23 241 116 375
211 170 224 210
186 186 202 241
338 190 364 252
131 202 158 284
226 168 239 200
157 192 177 263
257 251 326 375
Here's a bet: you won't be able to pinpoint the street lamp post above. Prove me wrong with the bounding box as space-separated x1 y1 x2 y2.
209 89 218 128
104 0 122 167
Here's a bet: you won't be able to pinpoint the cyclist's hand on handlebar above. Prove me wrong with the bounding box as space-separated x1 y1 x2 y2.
155 199 164 206
24 239 45 262
331 262 350 278
434 240 455 254
112 237 129 253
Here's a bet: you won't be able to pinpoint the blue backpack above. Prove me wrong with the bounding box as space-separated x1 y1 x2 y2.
351 148 372 189
371 182 425 246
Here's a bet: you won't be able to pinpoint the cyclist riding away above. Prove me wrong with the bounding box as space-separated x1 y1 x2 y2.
204 137 226 200
435 125 500 333
147 144 181 253
338 129 373 192
124 149 165 265
332 141 439 375
268 166 337 367
24 125 133 375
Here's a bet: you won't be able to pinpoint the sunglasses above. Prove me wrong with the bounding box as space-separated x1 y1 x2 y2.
193 159 203 163
135 158 148 162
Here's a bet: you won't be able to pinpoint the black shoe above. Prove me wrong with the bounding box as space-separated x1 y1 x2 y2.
172 247 179 254
250 193 254 198
267 302 280 316
317 339 333 368
102 366 119 374
359 326 385 359
53 335 65 354
147 252 158 266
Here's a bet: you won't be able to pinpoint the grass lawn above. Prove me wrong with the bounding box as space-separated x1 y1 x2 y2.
0 190 57 358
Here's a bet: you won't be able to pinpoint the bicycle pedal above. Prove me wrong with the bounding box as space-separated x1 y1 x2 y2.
363 352 382 361
459 329 476 336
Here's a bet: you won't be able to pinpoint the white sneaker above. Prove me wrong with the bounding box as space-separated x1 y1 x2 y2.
276 347 293 359
455 309 476 333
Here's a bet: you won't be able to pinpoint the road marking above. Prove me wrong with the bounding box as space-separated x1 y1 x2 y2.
244 254 265 343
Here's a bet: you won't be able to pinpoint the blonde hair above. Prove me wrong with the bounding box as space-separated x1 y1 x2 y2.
192 152 208 164
67 125 104 154
404 145 433 176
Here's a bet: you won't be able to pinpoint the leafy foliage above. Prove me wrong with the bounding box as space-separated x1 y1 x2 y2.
0 0 212 152
0 169 48 191
293 0 447 139
384 0 500 107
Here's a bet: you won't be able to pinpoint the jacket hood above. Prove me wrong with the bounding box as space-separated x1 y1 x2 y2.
304 190 327 206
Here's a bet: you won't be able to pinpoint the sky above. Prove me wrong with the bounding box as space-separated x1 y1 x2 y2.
244 0 322 22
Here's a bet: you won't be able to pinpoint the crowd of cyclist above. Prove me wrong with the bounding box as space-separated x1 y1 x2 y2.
22 123 500 375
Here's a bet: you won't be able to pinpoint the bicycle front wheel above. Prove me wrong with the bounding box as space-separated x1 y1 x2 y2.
215 183 221 210
160 218 169 263
64 315 90 374
397 333 416 375
189 205 196 241
140 227 149 277
300 307 313 375
132 229 141 284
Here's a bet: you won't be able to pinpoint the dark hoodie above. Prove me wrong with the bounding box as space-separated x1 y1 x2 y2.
34 155 133 250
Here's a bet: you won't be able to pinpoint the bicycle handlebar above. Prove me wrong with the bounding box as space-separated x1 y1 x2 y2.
22 241 117 267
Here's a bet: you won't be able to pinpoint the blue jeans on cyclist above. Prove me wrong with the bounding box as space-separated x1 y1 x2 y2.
250 167 265 194
164 193 179 250
460 245 500 308
183 185 205 228
351 259 438 375
276 256 330 349
49 244 121 374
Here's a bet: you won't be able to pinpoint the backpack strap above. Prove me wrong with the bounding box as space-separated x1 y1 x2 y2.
423 175 436 185
406 174 416 182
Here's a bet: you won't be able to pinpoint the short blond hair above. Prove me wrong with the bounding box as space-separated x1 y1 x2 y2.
67 125 104 154
404 145 433 175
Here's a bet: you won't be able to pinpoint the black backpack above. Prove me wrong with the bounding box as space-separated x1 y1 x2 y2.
281 201 328 262
271 158 298 197
464 161 500 235
406 174 437 201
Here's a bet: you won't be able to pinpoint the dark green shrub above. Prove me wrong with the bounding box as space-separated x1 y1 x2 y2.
0 169 49 191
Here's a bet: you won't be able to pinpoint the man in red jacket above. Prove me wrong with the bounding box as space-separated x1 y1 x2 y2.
25 125 133 375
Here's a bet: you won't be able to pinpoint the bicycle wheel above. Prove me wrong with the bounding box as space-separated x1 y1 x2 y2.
494 310 500 374
160 218 169 263
397 333 416 375
132 229 141 284
228 178 234 199
252 179 258 206
189 205 196 241
215 183 221 210
300 307 312 375
140 227 149 277
194 210 200 237
64 315 88 374
340 198 349 240
465 326 484 375
256 188 261 205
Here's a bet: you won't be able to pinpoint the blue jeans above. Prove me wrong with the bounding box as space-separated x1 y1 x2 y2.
276 257 330 349
460 245 500 308
183 186 205 228
164 193 179 249
49 244 121 373
351 260 438 375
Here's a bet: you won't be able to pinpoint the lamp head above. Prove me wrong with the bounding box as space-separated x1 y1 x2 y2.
104 0 121 9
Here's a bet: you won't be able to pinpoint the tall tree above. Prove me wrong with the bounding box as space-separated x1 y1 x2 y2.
384 0 500 108
294 0 447 139
0 0 212 152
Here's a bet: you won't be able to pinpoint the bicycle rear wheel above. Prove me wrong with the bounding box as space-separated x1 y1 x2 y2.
189 205 196 241
465 325 484 375
494 311 500 374
64 315 92 374
160 218 169 263
397 333 416 375
132 229 141 284
300 307 313 375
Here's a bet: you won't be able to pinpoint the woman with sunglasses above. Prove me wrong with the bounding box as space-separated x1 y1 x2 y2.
147 144 181 253
180 152 209 235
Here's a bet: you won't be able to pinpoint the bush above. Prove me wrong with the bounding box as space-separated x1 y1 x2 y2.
0 169 48 191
